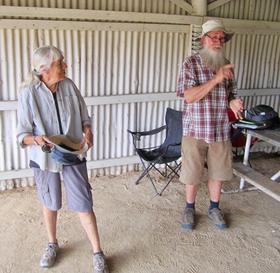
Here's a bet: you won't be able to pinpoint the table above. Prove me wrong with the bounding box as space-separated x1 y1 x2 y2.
232 129 280 202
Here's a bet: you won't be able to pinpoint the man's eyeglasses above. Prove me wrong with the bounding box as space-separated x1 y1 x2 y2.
205 34 225 43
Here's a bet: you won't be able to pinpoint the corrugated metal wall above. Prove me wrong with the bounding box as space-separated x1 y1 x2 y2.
211 0 280 132
1 0 280 190
209 0 280 21
0 19 188 190
218 0 280 154
225 33 280 89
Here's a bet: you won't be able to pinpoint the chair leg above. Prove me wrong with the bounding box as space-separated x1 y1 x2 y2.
150 162 181 180
165 162 181 178
135 161 160 195
153 165 169 177
135 160 182 196
158 163 182 196
146 171 160 195
135 163 153 184
158 173 178 196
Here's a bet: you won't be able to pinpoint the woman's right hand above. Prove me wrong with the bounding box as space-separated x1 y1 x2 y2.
25 135 52 148
33 135 54 153
33 135 46 146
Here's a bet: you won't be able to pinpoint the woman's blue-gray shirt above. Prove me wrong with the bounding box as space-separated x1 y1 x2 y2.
17 78 91 172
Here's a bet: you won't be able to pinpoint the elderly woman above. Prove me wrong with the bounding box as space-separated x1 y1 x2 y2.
17 46 109 273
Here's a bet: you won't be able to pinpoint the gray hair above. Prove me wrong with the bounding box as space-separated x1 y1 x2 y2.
20 45 63 88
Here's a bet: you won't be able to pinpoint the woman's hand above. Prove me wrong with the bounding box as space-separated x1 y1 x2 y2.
82 126 93 150
23 135 53 152
33 136 54 152
33 135 51 146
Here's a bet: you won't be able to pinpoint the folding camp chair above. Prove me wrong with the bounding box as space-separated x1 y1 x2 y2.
128 108 183 196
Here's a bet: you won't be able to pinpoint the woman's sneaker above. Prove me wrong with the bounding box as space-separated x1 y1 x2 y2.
40 242 59 268
93 251 109 273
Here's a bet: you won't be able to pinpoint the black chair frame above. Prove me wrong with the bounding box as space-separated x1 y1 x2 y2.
128 108 182 196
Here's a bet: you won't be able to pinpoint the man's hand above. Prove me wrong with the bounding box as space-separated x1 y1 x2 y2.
229 98 244 120
214 64 234 84
183 64 235 104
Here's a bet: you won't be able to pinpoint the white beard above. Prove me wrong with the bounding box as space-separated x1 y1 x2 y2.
199 45 226 71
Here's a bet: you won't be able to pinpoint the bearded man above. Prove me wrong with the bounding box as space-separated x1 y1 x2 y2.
176 19 243 230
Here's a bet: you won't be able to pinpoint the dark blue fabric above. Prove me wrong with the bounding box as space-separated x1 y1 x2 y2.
186 202 195 209
160 108 183 157
209 200 220 210
52 92 64 134
29 160 40 168
51 146 83 165
245 104 279 129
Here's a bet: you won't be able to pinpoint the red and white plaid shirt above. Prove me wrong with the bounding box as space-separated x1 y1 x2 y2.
177 54 237 143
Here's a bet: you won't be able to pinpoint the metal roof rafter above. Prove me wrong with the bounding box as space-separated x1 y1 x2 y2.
208 0 234 11
168 0 193 14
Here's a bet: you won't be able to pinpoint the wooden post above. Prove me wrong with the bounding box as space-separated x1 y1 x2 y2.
191 0 207 53
192 0 207 16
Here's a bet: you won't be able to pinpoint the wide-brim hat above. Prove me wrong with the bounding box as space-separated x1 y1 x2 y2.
47 135 88 165
196 19 234 43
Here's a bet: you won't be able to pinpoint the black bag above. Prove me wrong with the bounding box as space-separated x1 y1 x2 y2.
245 104 279 129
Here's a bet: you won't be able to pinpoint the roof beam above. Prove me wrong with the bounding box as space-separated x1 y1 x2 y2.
0 93 181 111
0 6 201 25
169 0 193 14
0 19 190 32
208 0 233 11
217 17 280 34
2 88 280 112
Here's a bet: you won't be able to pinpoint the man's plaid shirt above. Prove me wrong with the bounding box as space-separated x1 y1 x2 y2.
176 53 237 144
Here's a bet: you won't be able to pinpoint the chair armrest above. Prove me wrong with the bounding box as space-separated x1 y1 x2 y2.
128 125 166 140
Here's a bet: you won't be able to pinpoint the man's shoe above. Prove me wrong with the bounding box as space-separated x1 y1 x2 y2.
181 207 195 230
93 252 109 273
208 208 227 229
40 242 59 268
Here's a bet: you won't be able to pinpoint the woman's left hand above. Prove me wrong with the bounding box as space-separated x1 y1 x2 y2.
82 126 93 149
